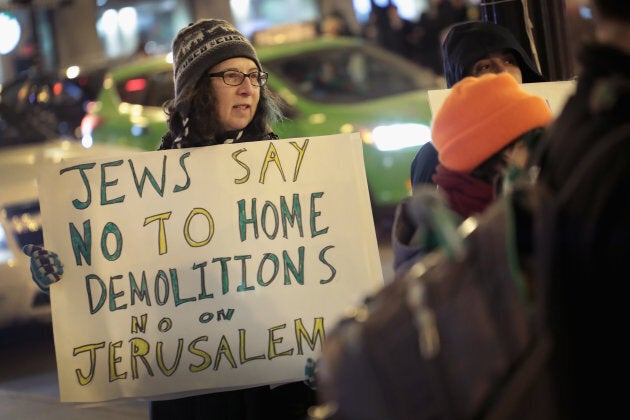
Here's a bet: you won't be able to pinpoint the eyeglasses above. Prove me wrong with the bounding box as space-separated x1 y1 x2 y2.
207 70 268 87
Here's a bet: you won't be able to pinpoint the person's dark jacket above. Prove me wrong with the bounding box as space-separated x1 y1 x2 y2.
533 43 630 420
411 21 545 189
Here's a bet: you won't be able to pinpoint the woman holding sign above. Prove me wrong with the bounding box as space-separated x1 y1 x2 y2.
157 19 283 150
25 18 316 420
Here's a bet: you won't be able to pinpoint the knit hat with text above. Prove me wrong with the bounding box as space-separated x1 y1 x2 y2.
172 19 261 116
431 73 554 173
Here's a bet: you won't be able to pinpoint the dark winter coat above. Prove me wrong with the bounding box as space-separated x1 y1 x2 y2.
533 43 630 420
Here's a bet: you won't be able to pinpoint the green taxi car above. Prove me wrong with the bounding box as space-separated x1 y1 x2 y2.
81 36 440 212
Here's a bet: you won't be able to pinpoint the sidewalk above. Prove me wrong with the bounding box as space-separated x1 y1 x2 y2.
0 389 150 420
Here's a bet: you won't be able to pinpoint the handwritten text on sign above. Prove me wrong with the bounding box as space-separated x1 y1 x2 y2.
37 133 383 402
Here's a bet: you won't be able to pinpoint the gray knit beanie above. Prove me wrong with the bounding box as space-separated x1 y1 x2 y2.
172 19 261 116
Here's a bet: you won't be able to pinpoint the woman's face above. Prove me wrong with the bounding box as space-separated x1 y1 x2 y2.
470 51 523 83
208 57 261 132
503 139 530 169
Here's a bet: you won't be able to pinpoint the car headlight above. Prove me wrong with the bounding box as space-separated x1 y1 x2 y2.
0 223 13 264
366 123 432 152
1 202 43 265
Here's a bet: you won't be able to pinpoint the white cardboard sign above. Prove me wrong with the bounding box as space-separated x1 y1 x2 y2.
428 80 577 118
37 133 383 403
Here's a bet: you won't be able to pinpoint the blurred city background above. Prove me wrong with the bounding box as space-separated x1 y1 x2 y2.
0 0 594 85
0 0 597 418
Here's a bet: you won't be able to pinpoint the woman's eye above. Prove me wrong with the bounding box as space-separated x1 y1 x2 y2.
473 64 490 74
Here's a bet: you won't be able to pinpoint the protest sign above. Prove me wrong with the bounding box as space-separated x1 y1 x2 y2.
37 133 383 403
428 80 577 118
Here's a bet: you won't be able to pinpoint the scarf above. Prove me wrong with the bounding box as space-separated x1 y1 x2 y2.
432 164 494 218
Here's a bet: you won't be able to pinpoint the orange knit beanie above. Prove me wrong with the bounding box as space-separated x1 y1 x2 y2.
431 73 554 173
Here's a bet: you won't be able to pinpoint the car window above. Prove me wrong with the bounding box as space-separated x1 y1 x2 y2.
145 71 175 108
115 70 174 107
265 45 431 103
0 103 55 147
2 77 88 111
2 201 43 248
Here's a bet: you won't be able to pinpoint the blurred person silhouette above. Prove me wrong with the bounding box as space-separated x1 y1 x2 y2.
132 32 151 58
410 20 545 188
409 0 469 74
361 3 383 45
383 3 415 59
365 2 415 60
392 73 553 273
23 18 317 420
443 0 469 23
531 0 630 417
317 10 353 37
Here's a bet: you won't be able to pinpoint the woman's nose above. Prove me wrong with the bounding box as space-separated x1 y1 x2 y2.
491 59 507 73
237 79 254 95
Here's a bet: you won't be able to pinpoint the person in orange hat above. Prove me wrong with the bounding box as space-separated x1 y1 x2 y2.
391 72 553 271
410 20 546 189
429 72 553 218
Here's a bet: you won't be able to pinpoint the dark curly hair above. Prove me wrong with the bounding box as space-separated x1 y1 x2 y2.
159 74 284 149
